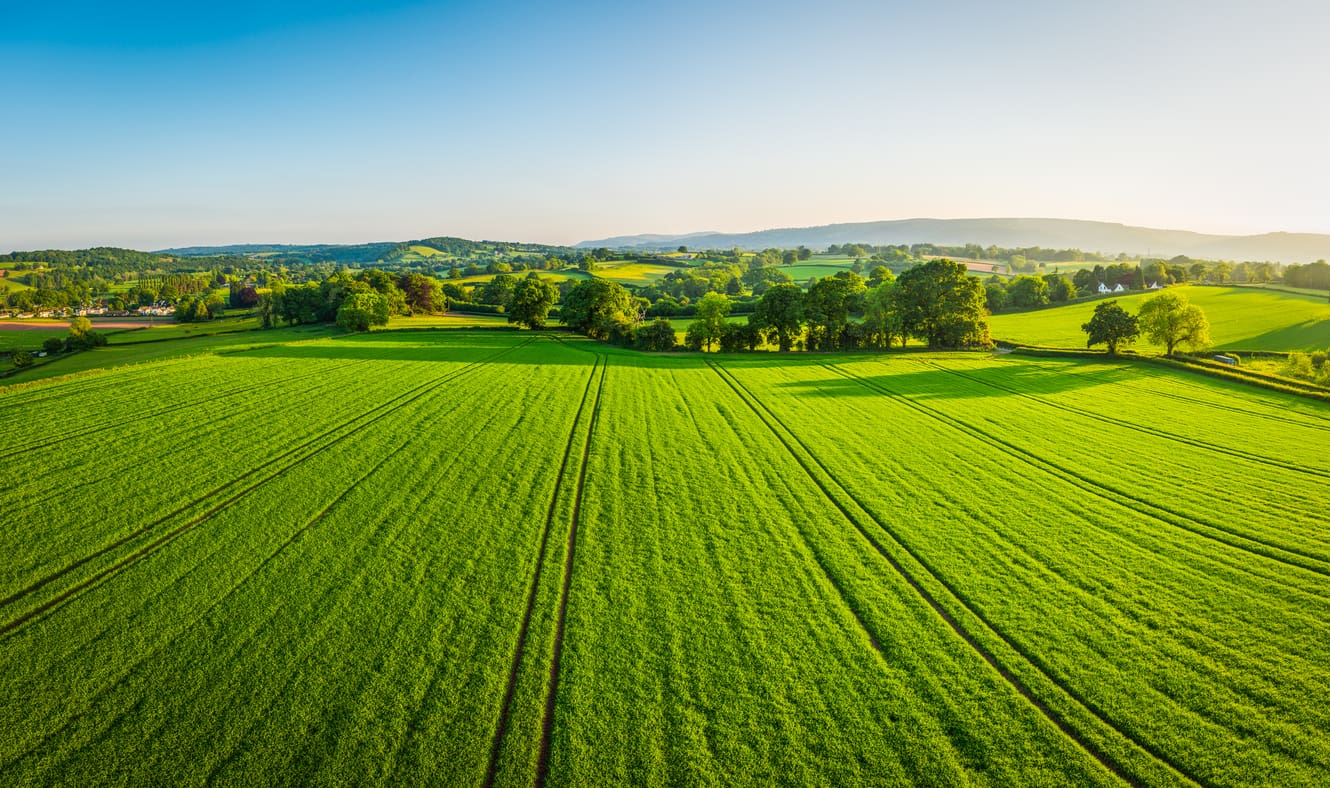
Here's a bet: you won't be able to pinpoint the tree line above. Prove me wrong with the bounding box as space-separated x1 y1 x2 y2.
558 259 990 353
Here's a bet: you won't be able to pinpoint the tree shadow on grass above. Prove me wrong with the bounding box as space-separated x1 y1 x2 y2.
224 331 1141 398
763 357 1118 400
1223 320 1330 353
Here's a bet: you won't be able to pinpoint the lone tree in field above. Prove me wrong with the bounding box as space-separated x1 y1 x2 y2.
1082 300 1139 355
506 276 558 329
1137 292 1211 356
752 282 804 352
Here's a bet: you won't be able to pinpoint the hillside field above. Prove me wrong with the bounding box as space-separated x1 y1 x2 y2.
990 285 1330 351
2 330 1329 785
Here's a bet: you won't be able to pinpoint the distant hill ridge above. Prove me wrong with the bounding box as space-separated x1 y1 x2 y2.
577 218 1330 263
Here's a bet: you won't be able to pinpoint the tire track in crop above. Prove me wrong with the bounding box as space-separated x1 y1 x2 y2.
705 359 1198 788
482 354 601 788
1111 378 1330 432
0 340 535 636
916 359 1330 478
0 357 373 463
13 379 529 778
0 429 425 771
534 357 607 788
0 361 379 518
842 362 1330 580
834 363 1330 611
0 356 206 407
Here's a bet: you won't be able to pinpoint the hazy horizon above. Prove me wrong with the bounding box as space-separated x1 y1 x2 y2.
5 0 1328 251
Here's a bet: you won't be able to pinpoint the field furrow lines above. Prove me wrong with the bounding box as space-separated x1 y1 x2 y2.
836 362 1330 581
0 358 373 462
8 329 1327 785
705 360 1192 788
0 339 534 634
0 429 423 771
915 359 1330 478
1110 378 1330 431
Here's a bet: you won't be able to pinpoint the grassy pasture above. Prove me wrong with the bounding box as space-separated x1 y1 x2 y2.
990 285 1330 351
0 324 70 353
1 332 1329 784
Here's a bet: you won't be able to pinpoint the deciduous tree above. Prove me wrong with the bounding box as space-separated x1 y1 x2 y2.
752 283 804 352
894 259 990 349
1082 300 1138 354
692 292 731 351
560 279 636 339
506 276 558 329
1138 292 1211 355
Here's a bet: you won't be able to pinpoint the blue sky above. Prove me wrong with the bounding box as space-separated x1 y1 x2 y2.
3 0 1328 250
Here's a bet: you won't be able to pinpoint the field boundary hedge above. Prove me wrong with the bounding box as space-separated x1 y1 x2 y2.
1144 356 1330 403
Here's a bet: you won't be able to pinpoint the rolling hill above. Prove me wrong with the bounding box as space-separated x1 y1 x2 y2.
578 218 1330 263
989 285 1330 351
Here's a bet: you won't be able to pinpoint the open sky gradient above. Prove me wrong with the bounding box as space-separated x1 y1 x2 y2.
3 0 1328 250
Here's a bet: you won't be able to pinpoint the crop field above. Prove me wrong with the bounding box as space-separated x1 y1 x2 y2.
991 285 1330 351
0 276 33 293
593 262 678 285
2 331 1329 785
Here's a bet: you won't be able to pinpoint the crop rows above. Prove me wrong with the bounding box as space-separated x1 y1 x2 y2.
720 353 1330 785
3 333 1328 785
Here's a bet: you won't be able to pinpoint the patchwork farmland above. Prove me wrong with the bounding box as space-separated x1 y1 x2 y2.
2 331 1329 786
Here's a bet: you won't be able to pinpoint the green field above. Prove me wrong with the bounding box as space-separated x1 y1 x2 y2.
0 325 71 353
991 285 1330 351
452 270 592 287
5 324 340 383
3 330 1329 784
383 312 513 330
593 262 679 285
0 276 32 293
